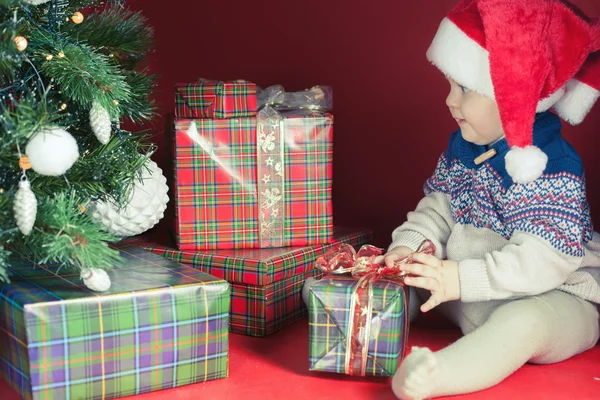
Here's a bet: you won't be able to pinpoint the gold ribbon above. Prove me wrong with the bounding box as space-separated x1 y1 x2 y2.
256 106 286 247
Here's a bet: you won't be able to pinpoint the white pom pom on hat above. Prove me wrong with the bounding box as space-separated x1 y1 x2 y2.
426 0 600 183
505 146 549 185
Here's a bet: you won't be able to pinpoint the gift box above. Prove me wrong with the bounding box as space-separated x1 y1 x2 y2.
175 80 257 119
0 244 230 400
173 106 334 250
306 242 436 377
308 276 408 377
128 227 372 337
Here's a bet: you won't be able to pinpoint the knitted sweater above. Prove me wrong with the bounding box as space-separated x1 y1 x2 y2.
390 111 600 304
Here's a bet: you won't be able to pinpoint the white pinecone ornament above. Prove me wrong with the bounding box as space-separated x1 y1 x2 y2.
21 0 52 4
14 179 37 236
89 101 112 145
92 160 169 237
80 267 111 292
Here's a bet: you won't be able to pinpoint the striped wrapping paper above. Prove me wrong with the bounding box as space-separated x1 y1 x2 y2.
308 275 408 377
173 109 334 250
0 244 230 400
128 227 372 337
175 80 257 119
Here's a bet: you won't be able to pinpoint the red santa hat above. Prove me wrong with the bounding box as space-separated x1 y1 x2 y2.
554 51 600 125
426 0 600 183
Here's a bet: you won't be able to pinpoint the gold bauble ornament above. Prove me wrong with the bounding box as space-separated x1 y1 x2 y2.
72 12 84 24
19 156 31 170
14 36 28 52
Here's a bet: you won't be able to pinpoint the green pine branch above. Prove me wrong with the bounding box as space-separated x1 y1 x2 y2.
0 1 25 81
60 5 153 59
14 190 124 272
0 190 13 238
121 69 158 123
0 244 9 283
31 28 131 118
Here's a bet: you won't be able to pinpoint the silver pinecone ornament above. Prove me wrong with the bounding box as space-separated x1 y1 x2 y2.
14 179 37 235
89 101 112 145
21 0 52 4
80 267 111 292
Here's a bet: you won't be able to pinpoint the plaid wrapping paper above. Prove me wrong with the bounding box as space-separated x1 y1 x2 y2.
173 109 334 250
0 244 230 400
175 80 257 119
308 276 408 377
228 267 324 337
131 227 371 286
126 227 372 337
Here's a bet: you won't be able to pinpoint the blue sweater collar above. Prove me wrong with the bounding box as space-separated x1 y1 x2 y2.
452 111 562 171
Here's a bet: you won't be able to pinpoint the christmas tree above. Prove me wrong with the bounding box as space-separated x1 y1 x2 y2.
0 0 164 290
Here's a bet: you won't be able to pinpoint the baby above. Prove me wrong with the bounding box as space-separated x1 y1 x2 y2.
383 1 600 399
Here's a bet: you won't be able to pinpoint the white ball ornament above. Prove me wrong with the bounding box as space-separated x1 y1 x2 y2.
92 160 169 237
25 127 79 176
89 101 112 145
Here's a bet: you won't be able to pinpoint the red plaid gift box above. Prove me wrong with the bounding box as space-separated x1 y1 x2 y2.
173 108 334 250
175 80 257 119
126 227 372 337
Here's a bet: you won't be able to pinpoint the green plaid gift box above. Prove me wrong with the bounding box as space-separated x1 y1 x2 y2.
175 80 257 119
173 108 334 250
127 227 372 337
0 244 230 400
308 275 409 377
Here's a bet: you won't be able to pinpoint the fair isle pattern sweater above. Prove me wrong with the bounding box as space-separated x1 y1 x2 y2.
390 111 600 304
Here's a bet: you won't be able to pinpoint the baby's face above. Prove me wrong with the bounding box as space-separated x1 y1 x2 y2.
445 78 505 146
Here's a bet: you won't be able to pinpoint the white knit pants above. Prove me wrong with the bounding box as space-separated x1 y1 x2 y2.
407 287 600 396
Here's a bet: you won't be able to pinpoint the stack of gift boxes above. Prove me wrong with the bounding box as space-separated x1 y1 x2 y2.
138 79 374 337
147 79 408 378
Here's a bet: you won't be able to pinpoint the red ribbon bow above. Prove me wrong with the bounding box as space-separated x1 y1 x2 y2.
315 240 436 285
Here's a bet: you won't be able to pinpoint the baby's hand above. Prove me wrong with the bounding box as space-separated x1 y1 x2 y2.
374 246 414 267
401 253 461 313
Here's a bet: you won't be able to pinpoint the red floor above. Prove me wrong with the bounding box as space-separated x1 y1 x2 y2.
2 311 599 400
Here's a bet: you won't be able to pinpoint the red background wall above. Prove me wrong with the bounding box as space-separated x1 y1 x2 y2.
129 0 600 247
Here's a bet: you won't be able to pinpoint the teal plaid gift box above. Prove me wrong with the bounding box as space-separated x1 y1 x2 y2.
0 244 230 400
128 227 372 337
308 276 409 377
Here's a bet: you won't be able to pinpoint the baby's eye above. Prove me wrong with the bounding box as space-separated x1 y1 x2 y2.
460 85 471 94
